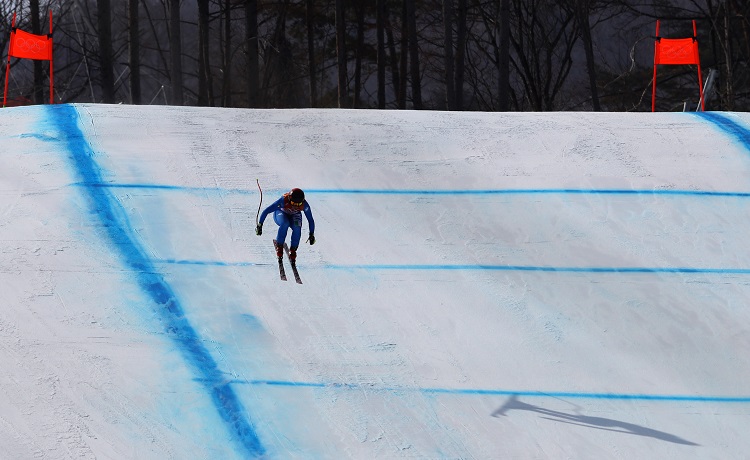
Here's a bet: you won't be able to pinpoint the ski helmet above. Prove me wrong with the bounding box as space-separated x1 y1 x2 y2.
290 188 305 204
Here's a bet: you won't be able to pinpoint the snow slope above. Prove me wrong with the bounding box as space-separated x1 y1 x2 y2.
1 104 749 459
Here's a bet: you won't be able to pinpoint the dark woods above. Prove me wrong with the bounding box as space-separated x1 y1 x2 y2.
2 0 749 111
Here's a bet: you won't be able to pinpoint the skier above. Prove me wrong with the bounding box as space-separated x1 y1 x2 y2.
255 188 315 262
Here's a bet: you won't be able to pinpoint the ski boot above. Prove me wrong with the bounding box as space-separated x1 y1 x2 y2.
289 246 298 263
273 240 283 261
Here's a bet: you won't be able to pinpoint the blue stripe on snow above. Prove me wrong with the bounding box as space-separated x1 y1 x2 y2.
308 188 750 196
74 182 750 197
695 112 750 152
47 105 265 458
225 379 750 403
154 259 750 275
77 181 255 195
155 259 268 267
328 264 750 274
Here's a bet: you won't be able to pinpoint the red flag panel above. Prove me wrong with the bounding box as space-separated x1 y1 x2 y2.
9 29 52 61
654 38 699 66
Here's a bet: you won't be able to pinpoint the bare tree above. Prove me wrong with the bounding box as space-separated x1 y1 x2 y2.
30 0 44 103
262 0 302 107
398 0 407 108
305 0 317 107
354 3 364 108
384 1 402 108
497 0 511 110
169 0 183 105
575 0 600 110
335 0 348 107
406 0 422 108
128 0 141 104
443 0 456 109
197 0 212 106
510 0 578 110
376 0 386 108
222 0 232 107
97 0 115 102
245 0 258 107
454 0 466 109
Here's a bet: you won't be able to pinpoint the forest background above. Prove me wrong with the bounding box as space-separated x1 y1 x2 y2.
1 0 748 112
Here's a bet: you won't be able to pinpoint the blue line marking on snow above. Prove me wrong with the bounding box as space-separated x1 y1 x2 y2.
74 182 750 197
218 379 750 403
154 259 268 267
307 188 750 197
154 259 750 275
326 264 750 274
695 112 750 152
19 132 59 142
48 105 265 458
77 182 256 195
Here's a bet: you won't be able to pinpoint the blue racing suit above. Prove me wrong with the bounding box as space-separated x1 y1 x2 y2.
258 193 315 249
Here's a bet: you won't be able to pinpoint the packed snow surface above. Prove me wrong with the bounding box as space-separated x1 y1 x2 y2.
1 104 749 459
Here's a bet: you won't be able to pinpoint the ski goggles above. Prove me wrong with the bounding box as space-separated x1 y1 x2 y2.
290 199 303 207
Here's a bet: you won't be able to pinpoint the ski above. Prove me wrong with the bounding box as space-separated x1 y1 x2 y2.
277 257 287 281
284 244 303 284
274 240 287 281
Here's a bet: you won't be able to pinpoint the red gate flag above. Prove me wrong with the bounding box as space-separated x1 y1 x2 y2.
4 11 54 107
9 28 53 61
652 20 704 112
654 37 701 66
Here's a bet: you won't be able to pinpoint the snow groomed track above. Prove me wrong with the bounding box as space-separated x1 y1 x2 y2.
1 104 750 458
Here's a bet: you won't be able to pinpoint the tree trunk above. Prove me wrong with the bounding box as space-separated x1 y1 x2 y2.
398 0 407 109
508 0 577 110
245 0 258 107
335 0 348 107
306 0 318 107
376 0 386 108
354 4 364 108
497 0 510 111
578 0 600 111
455 0 466 110
197 0 212 106
724 5 734 111
222 0 232 107
30 0 44 104
443 0 455 110
406 0 422 109
128 0 141 104
264 0 298 107
170 0 184 105
384 2 401 108
98 0 115 103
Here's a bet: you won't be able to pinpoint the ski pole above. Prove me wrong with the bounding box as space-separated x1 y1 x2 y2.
255 179 263 226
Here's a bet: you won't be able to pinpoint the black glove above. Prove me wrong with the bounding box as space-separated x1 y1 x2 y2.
308 233 316 245
255 224 263 236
